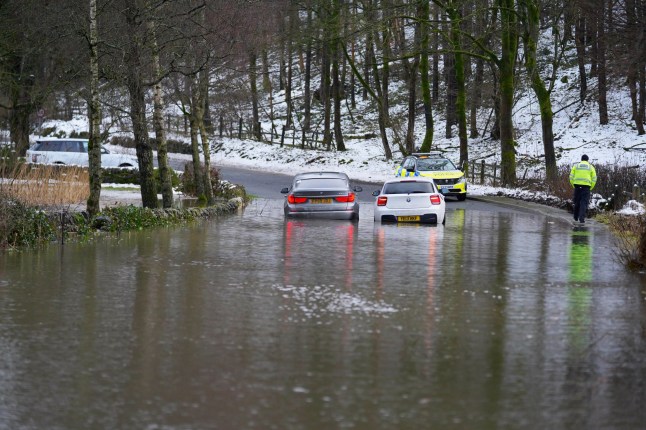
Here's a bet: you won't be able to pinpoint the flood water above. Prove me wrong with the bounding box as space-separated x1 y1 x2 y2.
1 199 645 429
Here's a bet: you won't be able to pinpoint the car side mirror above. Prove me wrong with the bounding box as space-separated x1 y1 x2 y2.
353 186 363 192
280 187 289 194
372 190 380 196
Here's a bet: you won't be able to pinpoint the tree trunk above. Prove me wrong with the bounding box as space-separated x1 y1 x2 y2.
449 5 468 169
626 0 644 134
405 63 418 154
419 0 434 152
381 0 391 118
638 66 646 135
432 8 440 103
302 16 312 149
369 40 394 159
574 14 587 103
344 47 392 160
321 44 332 150
197 70 214 205
521 0 557 183
332 0 345 152
249 51 261 141
189 114 204 198
8 57 32 157
128 78 158 208
125 5 157 208
285 31 293 130
403 2 420 154
87 0 101 217
444 51 456 139
470 58 484 138
498 0 518 186
597 0 609 124
147 0 173 208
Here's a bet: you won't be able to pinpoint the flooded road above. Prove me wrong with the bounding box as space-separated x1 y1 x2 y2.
1 198 645 429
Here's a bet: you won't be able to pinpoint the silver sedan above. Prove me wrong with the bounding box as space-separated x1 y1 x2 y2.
372 177 446 225
281 171 362 220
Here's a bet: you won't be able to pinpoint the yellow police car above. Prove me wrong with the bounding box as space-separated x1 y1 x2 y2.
395 152 467 201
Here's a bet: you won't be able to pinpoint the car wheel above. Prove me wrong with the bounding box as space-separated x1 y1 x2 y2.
442 214 446 225
457 194 467 201
119 163 134 168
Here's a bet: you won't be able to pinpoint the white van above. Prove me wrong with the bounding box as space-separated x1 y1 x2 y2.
26 138 138 168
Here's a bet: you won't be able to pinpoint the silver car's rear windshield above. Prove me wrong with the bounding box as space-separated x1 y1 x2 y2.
384 181 435 194
416 158 456 171
294 178 347 189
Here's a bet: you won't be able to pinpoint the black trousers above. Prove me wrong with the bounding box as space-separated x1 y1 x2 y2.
573 185 591 221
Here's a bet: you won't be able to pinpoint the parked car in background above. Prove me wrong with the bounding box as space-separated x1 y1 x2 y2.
373 177 446 225
281 171 363 220
26 138 138 168
395 152 467 201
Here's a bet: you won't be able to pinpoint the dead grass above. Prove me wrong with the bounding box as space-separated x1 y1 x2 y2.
0 164 89 208
607 213 646 269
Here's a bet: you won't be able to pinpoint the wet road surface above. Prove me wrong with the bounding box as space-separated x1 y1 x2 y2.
1 191 645 429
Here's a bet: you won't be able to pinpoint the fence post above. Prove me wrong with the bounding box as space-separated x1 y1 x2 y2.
633 185 640 201
238 118 243 139
219 116 224 137
479 160 485 184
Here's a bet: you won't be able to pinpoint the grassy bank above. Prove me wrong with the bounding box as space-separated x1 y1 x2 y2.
0 163 247 251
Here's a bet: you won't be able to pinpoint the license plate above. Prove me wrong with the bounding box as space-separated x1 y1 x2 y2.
397 215 420 222
310 198 332 204
440 187 448 193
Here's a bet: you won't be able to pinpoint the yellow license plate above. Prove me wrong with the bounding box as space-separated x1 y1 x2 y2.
310 198 333 204
397 215 420 222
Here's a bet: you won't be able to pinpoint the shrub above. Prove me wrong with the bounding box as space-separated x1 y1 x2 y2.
164 139 192 154
110 136 191 155
101 167 180 188
100 205 171 231
0 193 56 249
608 213 646 269
109 135 136 148
69 130 89 139
179 162 242 200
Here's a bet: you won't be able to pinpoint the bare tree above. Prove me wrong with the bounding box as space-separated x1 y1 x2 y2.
87 0 102 217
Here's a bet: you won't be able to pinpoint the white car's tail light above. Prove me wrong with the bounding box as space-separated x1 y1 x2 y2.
377 196 388 206
430 195 442 205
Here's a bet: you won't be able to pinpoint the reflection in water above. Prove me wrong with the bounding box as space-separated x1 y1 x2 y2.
283 219 357 290
569 227 593 283
1 200 646 429
567 227 593 354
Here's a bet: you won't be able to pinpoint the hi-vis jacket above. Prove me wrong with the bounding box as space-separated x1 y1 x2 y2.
569 160 597 189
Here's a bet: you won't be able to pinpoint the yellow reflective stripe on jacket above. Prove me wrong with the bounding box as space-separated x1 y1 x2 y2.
569 161 597 189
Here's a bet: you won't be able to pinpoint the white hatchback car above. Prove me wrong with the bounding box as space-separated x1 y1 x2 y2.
373 177 446 225
26 138 138 168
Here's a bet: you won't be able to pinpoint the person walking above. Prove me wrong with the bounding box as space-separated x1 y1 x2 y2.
569 154 597 223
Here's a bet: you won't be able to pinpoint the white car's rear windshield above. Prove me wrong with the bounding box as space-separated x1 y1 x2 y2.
32 140 87 153
294 178 347 189
384 181 435 194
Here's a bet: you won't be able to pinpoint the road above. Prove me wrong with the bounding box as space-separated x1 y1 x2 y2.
217 164 581 224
